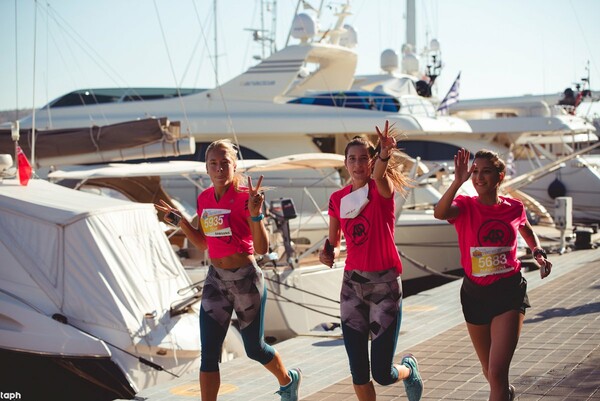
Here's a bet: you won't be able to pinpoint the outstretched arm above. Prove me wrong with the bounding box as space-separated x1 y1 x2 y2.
433 148 473 220
373 120 395 198
155 199 208 250
247 175 269 254
519 221 552 279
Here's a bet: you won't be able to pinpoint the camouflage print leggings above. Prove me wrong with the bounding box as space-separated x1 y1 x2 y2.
200 262 275 372
341 268 403 385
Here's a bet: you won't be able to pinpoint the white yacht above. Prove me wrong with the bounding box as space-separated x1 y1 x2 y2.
0 168 243 399
4 4 470 166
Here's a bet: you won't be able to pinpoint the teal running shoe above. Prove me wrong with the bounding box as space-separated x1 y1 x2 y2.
401 354 423 401
276 368 302 401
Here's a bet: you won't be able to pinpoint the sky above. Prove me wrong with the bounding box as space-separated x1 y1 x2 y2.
1 0 599 117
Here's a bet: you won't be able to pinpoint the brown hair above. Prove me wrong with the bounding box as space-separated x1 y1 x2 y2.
344 135 411 195
474 149 506 175
205 139 245 190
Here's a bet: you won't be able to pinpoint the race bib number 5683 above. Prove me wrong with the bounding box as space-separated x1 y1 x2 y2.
470 246 513 277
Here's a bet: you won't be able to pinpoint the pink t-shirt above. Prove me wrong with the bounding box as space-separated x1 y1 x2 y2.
450 195 526 285
329 179 402 274
197 185 254 259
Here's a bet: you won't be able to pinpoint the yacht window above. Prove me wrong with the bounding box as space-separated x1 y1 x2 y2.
401 140 463 161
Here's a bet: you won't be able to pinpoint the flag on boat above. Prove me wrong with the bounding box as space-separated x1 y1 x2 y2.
437 72 461 114
17 146 32 186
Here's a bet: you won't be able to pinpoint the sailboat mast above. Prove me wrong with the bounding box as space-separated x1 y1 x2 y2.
406 0 416 49
214 0 218 86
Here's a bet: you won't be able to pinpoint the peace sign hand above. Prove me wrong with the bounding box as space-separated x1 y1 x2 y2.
154 199 182 226
248 175 265 217
375 119 397 159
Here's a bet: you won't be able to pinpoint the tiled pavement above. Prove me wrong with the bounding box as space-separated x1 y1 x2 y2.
303 248 600 401
127 244 600 401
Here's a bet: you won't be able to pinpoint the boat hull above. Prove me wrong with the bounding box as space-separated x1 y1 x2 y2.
0 348 135 401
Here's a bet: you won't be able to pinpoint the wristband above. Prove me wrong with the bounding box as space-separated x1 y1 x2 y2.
378 154 391 162
250 213 264 222
533 247 547 259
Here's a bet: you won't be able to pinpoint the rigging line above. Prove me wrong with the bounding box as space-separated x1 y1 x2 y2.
191 0 243 159
54 313 180 378
179 19 210 88
568 0 599 87
44 5 129 88
397 249 460 280
263 274 340 304
14 0 19 119
30 0 38 166
0 288 179 377
48 4 129 86
266 293 341 320
152 0 192 137
43 5 117 126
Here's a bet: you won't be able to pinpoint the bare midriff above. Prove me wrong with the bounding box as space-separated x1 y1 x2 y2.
211 252 255 269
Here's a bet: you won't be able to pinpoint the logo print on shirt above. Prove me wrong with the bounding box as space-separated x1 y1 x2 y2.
477 219 513 246
345 215 369 246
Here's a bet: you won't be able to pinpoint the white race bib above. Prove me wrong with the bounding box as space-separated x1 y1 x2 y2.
200 209 232 237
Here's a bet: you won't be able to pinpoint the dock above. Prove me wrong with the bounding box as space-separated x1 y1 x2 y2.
123 230 600 401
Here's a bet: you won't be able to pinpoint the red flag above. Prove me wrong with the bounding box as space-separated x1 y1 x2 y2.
16 146 32 186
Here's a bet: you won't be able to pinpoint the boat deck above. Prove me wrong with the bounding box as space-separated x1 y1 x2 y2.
122 228 600 401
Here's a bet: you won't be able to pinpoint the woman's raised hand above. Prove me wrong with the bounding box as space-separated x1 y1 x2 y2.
375 120 397 159
248 175 265 217
454 148 474 184
154 199 182 225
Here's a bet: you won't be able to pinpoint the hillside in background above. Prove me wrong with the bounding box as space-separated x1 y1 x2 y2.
0 109 31 125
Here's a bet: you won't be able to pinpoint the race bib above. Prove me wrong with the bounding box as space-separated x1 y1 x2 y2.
200 209 232 237
470 246 513 277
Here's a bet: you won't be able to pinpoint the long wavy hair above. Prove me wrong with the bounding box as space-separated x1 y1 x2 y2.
344 134 411 195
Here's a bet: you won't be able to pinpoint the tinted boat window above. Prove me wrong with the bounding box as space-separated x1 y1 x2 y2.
400 140 463 161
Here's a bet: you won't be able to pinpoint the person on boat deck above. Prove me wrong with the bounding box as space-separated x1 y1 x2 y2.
155 139 301 401
434 148 552 401
319 121 423 401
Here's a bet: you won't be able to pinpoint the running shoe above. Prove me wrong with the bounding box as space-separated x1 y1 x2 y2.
276 368 302 401
401 354 423 401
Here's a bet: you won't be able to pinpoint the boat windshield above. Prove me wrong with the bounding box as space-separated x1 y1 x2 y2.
45 87 207 108
397 96 437 118
288 91 400 112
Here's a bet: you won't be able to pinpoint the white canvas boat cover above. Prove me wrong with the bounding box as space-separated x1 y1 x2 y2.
0 179 192 335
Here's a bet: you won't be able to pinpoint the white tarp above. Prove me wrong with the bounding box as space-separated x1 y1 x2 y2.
0 178 192 334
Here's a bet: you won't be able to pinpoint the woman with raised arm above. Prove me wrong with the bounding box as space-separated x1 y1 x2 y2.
156 139 301 401
319 121 423 401
433 148 552 401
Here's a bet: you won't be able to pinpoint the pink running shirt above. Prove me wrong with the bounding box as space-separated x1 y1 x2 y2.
329 179 402 274
197 185 254 259
450 195 526 285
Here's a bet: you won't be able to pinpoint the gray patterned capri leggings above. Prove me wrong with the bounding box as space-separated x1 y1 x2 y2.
341 268 403 385
200 262 275 372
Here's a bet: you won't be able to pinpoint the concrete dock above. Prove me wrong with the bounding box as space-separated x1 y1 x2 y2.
124 230 600 401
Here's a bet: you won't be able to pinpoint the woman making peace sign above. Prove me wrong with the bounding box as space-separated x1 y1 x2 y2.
319 121 423 401
156 139 301 401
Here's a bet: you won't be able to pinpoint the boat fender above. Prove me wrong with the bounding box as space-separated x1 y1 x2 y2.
52 313 68 324
547 178 567 199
